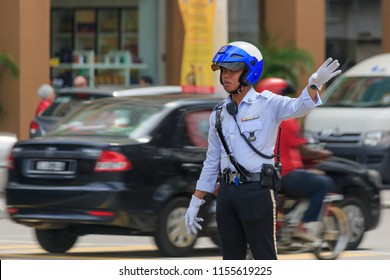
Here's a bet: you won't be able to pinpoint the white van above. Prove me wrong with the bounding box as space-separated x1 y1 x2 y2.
304 53 390 187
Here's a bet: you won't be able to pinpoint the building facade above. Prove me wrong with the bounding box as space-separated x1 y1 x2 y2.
1 0 389 139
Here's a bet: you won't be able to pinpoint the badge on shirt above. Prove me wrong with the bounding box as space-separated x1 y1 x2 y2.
241 115 259 122
248 131 256 141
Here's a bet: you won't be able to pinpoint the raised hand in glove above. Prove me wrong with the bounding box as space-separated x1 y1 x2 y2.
309 57 342 90
184 195 205 235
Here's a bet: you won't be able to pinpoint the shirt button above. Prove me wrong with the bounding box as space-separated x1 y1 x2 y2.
230 129 234 134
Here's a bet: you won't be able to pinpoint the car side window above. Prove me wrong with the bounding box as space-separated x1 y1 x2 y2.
183 109 211 148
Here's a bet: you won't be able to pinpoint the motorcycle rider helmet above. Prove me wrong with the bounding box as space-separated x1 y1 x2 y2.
211 41 264 90
256 77 295 96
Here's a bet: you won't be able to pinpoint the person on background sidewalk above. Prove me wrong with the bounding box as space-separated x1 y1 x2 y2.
139 75 153 85
184 41 342 260
73 75 88 87
35 84 55 116
256 78 335 241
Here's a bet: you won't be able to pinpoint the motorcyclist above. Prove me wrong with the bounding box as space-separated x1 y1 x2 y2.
256 78 335 241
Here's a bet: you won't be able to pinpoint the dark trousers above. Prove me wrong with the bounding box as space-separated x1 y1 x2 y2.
281 170 333 222
216 181 278 260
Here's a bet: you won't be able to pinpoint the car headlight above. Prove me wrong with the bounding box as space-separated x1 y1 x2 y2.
363 131 390 146
367 169 382 188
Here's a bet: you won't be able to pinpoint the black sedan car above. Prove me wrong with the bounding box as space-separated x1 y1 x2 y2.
7 94 221 257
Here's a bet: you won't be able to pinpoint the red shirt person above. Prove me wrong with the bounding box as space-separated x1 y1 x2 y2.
277 118 332 175
257 78 334 241
277 118 307 176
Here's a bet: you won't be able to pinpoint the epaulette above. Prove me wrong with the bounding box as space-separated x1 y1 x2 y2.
258 90 273 99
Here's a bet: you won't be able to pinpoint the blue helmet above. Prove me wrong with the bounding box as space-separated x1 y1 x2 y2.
211 41 264 86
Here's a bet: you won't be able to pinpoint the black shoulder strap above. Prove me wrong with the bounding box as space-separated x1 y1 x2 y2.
237 129 275 159
215 106 249 177
215 106 230 157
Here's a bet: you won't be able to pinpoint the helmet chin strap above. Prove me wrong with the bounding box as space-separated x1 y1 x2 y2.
227 83 244 95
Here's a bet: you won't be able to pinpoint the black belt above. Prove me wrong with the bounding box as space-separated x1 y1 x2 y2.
221 169 261 185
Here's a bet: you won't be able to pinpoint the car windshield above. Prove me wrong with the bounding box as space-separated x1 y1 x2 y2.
47 102 162 138
42 93 108 117
322 76 390 108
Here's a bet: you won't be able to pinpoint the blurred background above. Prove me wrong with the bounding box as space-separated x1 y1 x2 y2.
1 0 389 140
1 0 390 260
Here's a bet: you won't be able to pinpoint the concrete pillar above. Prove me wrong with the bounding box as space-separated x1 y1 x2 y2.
166 0 184 86
383 0 390 53
0 0 50 140
262 0 325 85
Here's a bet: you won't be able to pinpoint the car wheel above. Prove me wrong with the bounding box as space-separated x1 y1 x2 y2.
35 228 78 253
154 197 197 257
338 197 368 250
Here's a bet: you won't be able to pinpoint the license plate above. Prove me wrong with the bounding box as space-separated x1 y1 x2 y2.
36 161 66 171
26 159 76 175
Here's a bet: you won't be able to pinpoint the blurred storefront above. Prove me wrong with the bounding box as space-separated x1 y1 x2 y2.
49 0 162 88
1 0 390 139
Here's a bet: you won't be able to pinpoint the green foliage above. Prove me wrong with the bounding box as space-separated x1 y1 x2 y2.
0 53 20 115
0 53 19 78
257 33 314 88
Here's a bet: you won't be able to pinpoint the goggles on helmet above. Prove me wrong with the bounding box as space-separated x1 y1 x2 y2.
211 62 245 71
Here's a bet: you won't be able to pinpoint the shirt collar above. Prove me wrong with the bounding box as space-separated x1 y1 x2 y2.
225 87 258 105
241 87 258 104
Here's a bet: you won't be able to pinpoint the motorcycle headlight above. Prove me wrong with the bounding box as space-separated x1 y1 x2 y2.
303 130 317 144
363 131 390 146
303 130 326 149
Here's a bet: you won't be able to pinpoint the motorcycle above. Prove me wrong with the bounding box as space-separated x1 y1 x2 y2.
211 186 350 260
274 192 348 259
209 156 381 256
311 156 382 250
244 191 350 260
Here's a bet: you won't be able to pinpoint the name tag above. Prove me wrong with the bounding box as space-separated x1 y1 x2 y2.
241 115 259 122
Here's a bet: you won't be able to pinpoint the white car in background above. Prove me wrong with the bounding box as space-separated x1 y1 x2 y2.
0 132 17 194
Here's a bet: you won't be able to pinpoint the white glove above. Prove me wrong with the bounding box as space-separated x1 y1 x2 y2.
184 195 205 235
308 57 342 90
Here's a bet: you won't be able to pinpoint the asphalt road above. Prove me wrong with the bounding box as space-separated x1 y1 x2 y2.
1 189 389 219
1 190 390 260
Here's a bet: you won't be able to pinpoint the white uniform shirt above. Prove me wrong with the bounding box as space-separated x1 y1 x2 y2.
195 86 322 193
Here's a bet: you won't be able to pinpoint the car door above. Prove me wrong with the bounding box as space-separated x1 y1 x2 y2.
172 105 213 186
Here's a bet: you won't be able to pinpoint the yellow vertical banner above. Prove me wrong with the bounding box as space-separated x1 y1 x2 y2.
178 0 227 94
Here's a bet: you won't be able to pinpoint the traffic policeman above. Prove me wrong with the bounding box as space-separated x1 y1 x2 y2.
184 41 341 260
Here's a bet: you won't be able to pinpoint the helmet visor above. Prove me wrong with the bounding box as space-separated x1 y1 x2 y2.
211 62 245 71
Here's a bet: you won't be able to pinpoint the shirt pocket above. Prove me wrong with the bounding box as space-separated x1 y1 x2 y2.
240 118 263 145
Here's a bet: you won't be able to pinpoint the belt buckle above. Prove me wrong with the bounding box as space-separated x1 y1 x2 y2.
229 173 241 184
